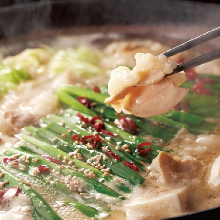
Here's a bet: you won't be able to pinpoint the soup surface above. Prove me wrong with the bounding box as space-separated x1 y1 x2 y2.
0 33 220 220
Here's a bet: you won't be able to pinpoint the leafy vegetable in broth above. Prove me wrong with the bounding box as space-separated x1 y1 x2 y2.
0 63 31 96
0 35 220 220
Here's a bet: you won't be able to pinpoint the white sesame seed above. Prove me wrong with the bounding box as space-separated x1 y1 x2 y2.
61 133 67 138
52 137 58 142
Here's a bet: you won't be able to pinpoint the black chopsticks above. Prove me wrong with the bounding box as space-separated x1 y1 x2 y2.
162 26 220 77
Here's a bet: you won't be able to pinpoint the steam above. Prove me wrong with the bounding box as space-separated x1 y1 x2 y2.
0 1 51 38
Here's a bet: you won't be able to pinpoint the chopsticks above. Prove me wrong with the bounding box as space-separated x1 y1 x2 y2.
162 26 220 77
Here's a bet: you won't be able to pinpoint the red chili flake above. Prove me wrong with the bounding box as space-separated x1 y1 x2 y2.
76 112 89 125
0 189 5 197
105 150 120 161
0 187 22 204
90 116 105 131
90 116 104 125
101 129 116 137
5 187 21 197
77 97 90 108
181 99 189 111
70 134 80 142
80 135 94 145
173 99 189 111
93 86 100 93
94 133 103 143
43 155 62 165
193 81 211 95
201 78 216 84
0 189 5 204
118 115 137 134
93 123 104 132
184 69 198 81
14 187 22 196
175 57 185 64
80 134 103 148
3 157 18 165
172 102 180 110
37 165 51 174
123 162 138 171
137 142 152 156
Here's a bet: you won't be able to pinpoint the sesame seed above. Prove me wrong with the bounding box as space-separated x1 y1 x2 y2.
61 133 67 138
125 149 131 153
101 168 110 172
122 144 129 150
102 146 108 152
19 155 26 162
32 158 40 162
91 102 97 107
95 164 101 168
95 155 101 159
78 188 83 193
86 143 93 149
0 172 4 178
10 161 19 167
136 128 141 133
80 192 86 196
100 109 104 114
20 164 26 171
1 180 9 187
90 157 95 161
52 137 58 142
25 182 31 186
68 129 72 133
68 161 74 166
72 176 77 180
115 178 121 183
